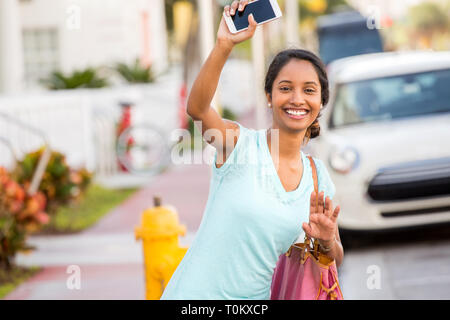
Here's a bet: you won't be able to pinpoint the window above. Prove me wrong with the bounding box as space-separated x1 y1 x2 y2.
22 28 59 88
331 68 450 128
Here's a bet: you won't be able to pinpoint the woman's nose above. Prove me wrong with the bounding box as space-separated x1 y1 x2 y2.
290 88 306 105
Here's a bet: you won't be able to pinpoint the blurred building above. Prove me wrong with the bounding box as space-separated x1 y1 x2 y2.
348 0 444 20
0 0 168 93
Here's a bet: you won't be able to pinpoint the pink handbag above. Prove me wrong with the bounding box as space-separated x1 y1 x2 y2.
270 156 343 300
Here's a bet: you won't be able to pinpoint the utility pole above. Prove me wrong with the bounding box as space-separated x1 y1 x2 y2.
197 0 220 112
148 0 169 75
0 0 24 94
251 25 267 129
285 0 300 47
196 0 221 173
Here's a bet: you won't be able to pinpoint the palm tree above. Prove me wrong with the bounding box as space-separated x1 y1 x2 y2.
41 68 110 90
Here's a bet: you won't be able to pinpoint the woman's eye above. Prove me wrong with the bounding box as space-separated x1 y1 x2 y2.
305 88 316 94
280 87 290 92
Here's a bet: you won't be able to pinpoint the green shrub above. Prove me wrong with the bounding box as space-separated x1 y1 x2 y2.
41 68 110 90
0 167 49 270
115 59 154 83
13 148 92 214
186 106 237 149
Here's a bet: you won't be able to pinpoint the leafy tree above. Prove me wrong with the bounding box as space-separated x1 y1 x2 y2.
408 2 448 35
407 2 448 48
294 0 352 22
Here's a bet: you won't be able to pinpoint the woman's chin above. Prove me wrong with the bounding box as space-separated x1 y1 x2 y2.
277 115 310 131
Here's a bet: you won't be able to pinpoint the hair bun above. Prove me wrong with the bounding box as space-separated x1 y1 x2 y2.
309 119 320 139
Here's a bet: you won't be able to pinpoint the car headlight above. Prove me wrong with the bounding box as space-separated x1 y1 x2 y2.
329 147 359 174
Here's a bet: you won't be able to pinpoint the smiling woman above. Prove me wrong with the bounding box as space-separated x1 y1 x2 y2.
264 49 329 144
161 0 343 300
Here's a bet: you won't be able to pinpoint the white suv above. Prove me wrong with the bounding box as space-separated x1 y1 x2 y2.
307 51 450 231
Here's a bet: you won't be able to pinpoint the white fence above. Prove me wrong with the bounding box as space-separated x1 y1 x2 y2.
0 69 181 180
0 61 255 185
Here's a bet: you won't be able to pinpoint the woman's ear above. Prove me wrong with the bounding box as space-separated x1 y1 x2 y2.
266 93 273 108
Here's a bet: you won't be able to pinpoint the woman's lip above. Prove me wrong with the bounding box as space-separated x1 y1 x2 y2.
283 109 309 120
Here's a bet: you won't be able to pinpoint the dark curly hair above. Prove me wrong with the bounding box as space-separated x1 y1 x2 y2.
264 49 329 144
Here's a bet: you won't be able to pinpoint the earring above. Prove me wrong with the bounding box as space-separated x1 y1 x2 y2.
268 103 272 108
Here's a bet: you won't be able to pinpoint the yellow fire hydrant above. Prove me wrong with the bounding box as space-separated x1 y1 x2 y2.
135 196 188 300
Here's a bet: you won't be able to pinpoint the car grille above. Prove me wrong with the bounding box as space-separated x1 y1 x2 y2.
368 157 450 201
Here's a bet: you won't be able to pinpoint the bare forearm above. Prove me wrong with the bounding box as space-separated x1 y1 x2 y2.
187 40 233 116
319 239 344 268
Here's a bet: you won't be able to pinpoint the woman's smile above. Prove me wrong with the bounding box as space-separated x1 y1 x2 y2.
283 107 310 120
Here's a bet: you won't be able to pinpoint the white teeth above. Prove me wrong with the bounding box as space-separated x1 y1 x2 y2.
285 109 307 116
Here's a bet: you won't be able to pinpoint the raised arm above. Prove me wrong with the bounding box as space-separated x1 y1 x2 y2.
187 1 257 165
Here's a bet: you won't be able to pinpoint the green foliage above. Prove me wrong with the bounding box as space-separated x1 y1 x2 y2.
0 266 40 299
0 168 48 270
41 185 137 234
187 116 204 150
165 0 196 32
408 2 448 34
186 107 238 150
13 148 92 214
233 40 253 60
298 0 351 22
222 107 237 121
1 148 93 270
0 218 27 270
41 68 110 90
115 59 154 83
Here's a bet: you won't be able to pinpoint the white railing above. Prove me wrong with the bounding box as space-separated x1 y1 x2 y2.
0 111 52 195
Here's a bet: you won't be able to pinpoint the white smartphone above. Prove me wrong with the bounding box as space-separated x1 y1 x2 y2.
223 0 282 34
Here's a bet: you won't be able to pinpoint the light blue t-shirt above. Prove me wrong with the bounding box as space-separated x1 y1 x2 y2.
161 122 336 300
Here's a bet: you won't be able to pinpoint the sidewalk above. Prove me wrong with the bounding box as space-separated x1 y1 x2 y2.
4 111 256 300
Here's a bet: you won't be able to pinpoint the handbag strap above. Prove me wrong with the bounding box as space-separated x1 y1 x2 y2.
306 155 320 254
307 155 319 207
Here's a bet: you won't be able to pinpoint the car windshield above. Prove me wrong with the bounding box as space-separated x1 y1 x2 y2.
330 68 450 128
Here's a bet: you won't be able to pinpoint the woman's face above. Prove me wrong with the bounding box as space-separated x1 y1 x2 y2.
266 59 322 133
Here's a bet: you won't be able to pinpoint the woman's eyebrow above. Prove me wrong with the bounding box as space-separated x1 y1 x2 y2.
278 80 318 86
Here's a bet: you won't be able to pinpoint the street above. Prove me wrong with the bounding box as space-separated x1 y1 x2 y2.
338 224 450 299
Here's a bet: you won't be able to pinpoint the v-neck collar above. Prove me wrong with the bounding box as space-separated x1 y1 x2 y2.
260 129 308 201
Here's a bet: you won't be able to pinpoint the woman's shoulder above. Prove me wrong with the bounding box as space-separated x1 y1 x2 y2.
226 120 259 148
212 121 258 176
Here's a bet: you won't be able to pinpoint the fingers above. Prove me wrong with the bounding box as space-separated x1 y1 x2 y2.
331 205 340 223
324 196 332 218
248 13 257 28
317 191 324 214
244 14 257 36
238 0 249 11
224 5 231 17
309 191 317 215
230 1 239 15
225 1 249 17
323 196 340 222
302 222 312 237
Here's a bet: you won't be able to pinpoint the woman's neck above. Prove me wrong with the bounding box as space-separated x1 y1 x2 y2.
266 126 306 165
